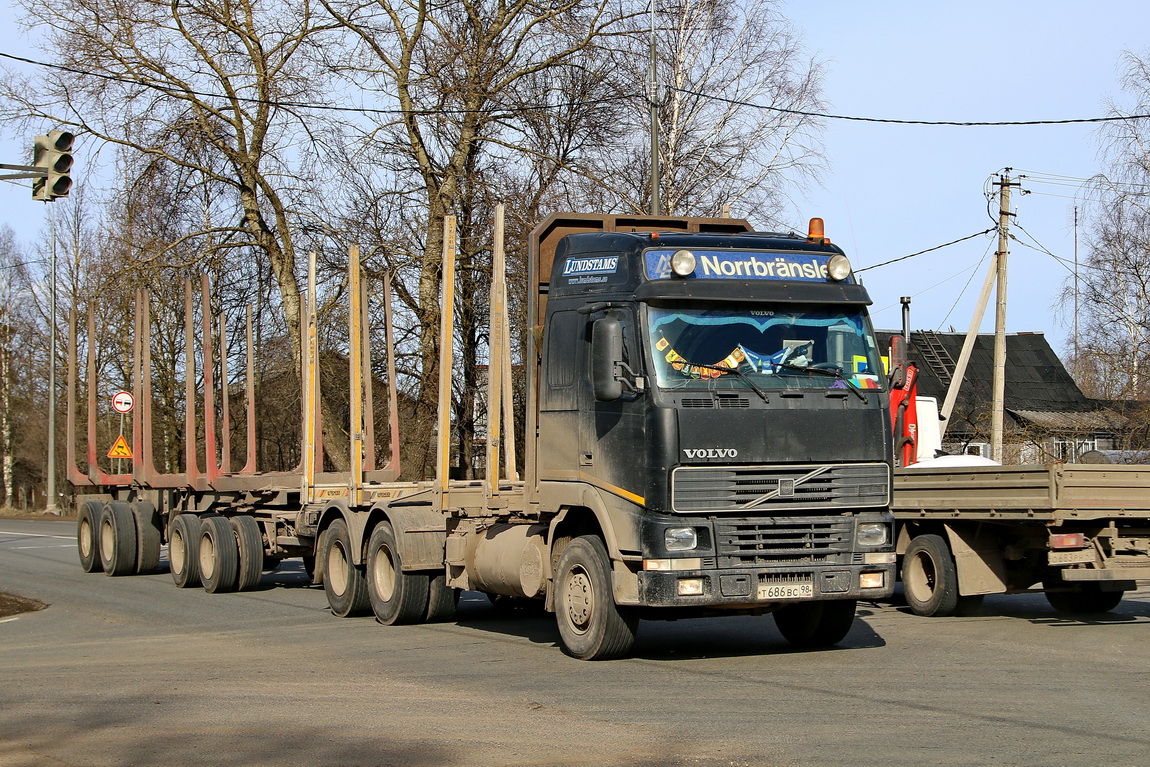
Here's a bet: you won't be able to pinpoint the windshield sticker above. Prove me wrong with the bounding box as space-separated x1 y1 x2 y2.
645 249 832 281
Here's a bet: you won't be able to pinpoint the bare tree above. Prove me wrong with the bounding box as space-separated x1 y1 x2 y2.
1073 51 1150 408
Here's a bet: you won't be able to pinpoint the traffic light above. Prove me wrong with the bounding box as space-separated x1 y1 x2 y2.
32 129 74 201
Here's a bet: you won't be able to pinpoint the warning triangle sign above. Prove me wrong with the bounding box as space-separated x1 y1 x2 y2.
107 435 133 459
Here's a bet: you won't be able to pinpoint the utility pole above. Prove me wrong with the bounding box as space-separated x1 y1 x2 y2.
648 0 660 216
990 171 1019 463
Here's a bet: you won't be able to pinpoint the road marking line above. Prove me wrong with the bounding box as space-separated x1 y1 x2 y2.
0 617 20 624
0 531 73 540
14 545 74 550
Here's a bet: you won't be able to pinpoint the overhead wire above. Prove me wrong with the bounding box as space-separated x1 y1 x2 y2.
7 49 1150 126
854 229 994 273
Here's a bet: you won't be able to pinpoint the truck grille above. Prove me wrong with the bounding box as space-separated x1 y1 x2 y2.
671 463 889 513
716 520 852 567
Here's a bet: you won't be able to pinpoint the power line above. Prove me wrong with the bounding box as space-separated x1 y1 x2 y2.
669 86 1150 127
854 229 994 273
7 49 1150 127
0 51 638 117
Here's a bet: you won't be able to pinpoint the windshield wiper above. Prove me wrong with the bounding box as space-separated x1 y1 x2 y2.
772 362 868 402
677 361 769 403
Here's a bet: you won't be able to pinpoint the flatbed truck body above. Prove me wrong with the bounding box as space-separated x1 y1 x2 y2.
893 459 1150 616
70 210 897 659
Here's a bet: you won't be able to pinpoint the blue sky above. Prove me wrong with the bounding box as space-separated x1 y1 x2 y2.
2 1 1145 355
782 1 1146 347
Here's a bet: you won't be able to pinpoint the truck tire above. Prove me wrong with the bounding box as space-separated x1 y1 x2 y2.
231 516 265 592
169 513 202 588
131 500 163 575
773 599 857 648
1043 581 1124 614
76 500 103 573
554 536 638 660
425 573 459 623
365 521 428 625
323 518 370 617
199 516 239 594
99 501 138 576
902 533 982 617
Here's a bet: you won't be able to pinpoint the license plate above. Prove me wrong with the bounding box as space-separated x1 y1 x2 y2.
757 582 814 600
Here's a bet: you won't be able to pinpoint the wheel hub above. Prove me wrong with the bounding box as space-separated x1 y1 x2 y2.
564 568 593 633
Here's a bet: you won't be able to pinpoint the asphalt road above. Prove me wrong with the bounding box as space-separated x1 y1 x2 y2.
3 518 1149 767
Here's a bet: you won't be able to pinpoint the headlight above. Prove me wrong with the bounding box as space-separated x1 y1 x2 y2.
670 249 697 277
665 526 698 551
827 253 851 281
856 522 888 547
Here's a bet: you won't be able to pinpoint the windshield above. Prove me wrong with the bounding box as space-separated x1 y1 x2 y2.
646 304 886 392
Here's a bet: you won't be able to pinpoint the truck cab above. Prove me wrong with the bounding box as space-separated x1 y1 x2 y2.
527 215 896 649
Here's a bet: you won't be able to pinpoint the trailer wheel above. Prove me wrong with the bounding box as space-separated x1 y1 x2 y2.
169 514 202 588
365 521 428 625
199 516 239 594
131 501 163 575
231 516 265 592
1043 582 1124 614
773 599 857 648
902 533 983 617
322 518 370 617
99 502 138 577
554 536 638 660
76 500 103 573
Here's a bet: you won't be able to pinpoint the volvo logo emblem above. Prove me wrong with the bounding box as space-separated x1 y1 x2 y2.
777 478 795 498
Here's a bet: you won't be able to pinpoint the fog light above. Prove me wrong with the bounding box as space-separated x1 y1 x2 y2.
857 523 889 547
670 249 697 277
665 526 698 551
677 578 705 596
859 571 885 590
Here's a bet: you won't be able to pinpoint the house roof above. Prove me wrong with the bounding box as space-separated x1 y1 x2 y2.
877 330 1101 434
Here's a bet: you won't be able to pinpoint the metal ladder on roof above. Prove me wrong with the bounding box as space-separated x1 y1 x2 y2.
915 330 956 388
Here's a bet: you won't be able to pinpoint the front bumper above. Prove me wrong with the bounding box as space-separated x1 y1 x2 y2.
638 562 896 607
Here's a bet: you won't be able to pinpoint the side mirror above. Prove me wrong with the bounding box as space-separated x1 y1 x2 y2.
591 317 624 402
889 334 907 389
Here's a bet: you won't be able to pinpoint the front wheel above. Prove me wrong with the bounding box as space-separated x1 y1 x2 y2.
554 536 638 660
773 599 857 648
901 533 983 617
365 521 428 625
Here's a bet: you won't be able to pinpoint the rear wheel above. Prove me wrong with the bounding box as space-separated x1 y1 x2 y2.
322 518 370 617
200 516 239 593
424 572 458 623
773 599 857 648
901 534 982 617
365 521 428 625
99 501 138 576
554 536 638 660
131 500 163 575
231 516 265 592
76 500 103 573
169 514 202 588
1044 581 1124 614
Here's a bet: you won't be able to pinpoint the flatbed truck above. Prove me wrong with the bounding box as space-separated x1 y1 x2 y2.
71 210 897 659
